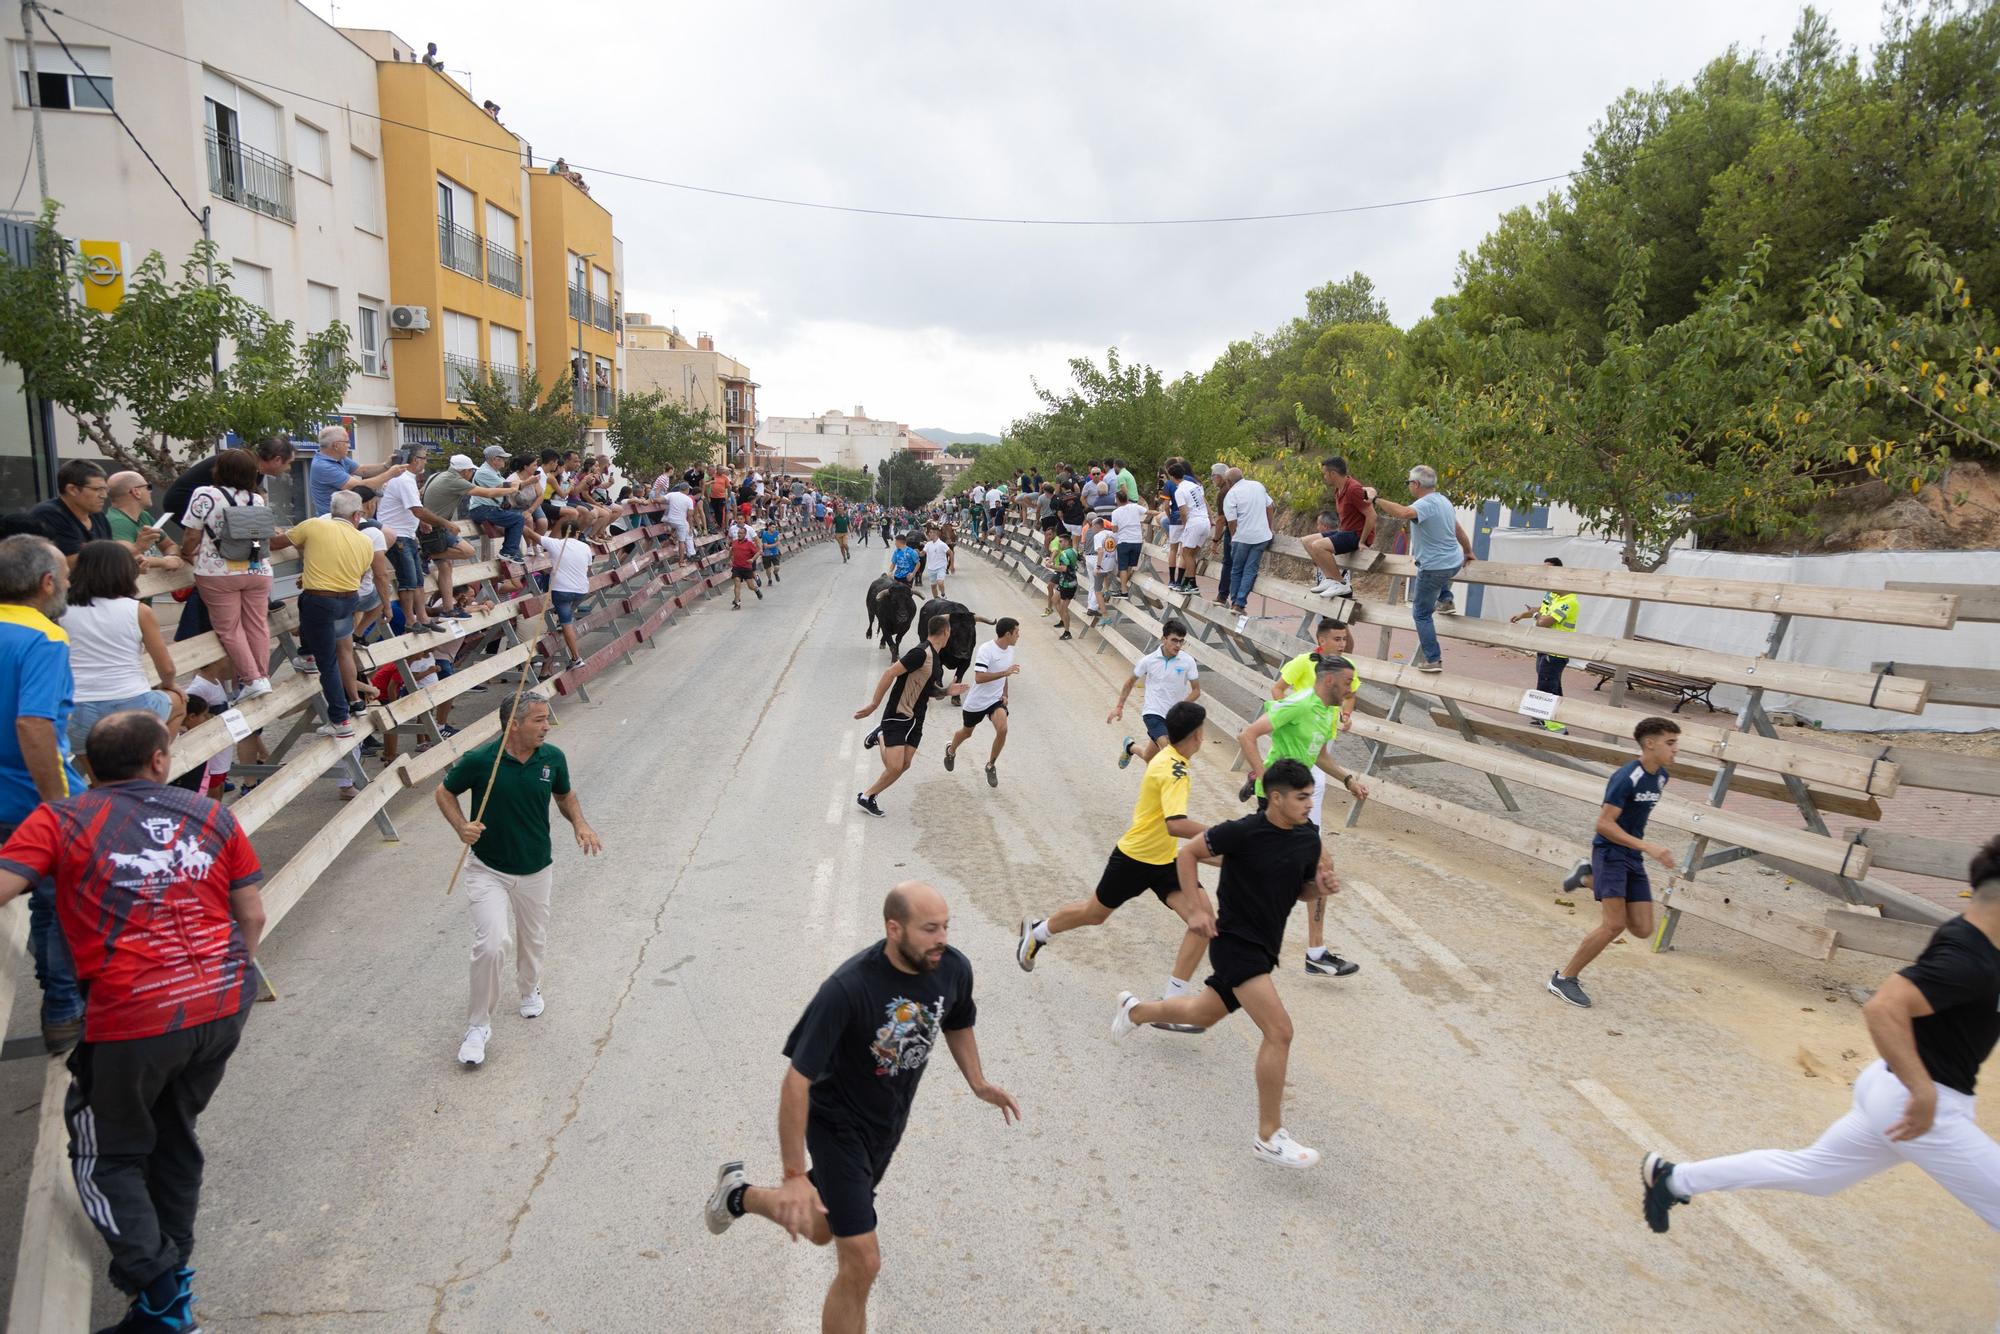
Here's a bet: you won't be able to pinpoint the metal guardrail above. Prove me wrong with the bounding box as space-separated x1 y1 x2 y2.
444 353 484 401
489 361 523 402
205 127 294 224
485 242 522 294
438 219 482 278
595 385 615 416
568 284 589 322
590 295 612 332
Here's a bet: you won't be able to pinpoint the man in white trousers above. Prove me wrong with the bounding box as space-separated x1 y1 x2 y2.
1643 833 2000 1233
435 693 603 1066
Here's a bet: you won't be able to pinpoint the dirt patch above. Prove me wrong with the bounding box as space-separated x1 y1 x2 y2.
1739 460 2000 554
1775 722 2000 757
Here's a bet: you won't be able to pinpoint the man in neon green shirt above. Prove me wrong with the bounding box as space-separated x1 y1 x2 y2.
1237 653 1369 978
1510 557 1578 734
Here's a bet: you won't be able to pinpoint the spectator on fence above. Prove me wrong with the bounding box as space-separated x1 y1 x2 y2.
179 666 234 796
538 519 593 660
0 533 87 1051
1510 557 1579 734
1368 464 1472 674
270 491 376 740
307 425 404 518
30 460 133 571
662 483 698 559
424 455 501 617
468 446 528 560
160 435 295 538
377 451 452 636
65 542 186 775
0 709 264 1332
104 472 182 573
1302 456 1376 600
370 653 450 765
1219 466 1275 616
178 448 275 699
347 485 394 643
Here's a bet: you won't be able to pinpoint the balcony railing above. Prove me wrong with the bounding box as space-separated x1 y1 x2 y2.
488 361 523 403
438 219 482 278
205 127 294 224
444 352 484 402
485 242 522 295
568 284 589 322
595 385 614 416
590 295 612 332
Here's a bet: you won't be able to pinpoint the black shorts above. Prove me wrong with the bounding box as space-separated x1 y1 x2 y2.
961 701 1006 729
1057 586 1076 602
762 553 780 568
732 566 757 581
1094 847 1179 910
879 713 924 751
1204 934 1276 1014
541 500 564 526
806 1115 898 1239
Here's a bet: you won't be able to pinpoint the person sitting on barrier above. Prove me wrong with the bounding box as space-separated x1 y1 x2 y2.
1509 557 1579 734
1303 457 1375 600
64 541 187 777
423 455 494 619
468 446 528 561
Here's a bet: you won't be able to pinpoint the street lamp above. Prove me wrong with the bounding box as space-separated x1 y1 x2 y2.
573 251 596 416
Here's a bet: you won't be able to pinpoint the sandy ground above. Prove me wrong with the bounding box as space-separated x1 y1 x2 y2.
0 537 1994 1332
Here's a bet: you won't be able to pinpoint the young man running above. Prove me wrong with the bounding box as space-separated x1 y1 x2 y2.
923 528 951 599
706 882 1019 1334
1111 758 1335 1167
943 618 1019 789
1017 702 1215 1007
1548 717 1679 1008
1237 653 1369 978
729 529 762 609
832 504 851 562
1270 616 1361 722
1049 532 1080 641
854 614 967 817
1111 619 1200 767
1643 834 2000 1235
760 523 783 585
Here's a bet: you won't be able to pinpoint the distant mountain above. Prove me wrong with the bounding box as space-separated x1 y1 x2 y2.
917 429 1000 449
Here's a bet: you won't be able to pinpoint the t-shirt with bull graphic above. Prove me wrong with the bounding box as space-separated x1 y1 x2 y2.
784 940 976 1153
0 781 259 1042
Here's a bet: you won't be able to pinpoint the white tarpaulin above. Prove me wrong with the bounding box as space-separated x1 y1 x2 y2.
1479 533 2000 732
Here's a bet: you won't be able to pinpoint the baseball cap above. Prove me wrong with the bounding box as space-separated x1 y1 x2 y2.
483 444 507 459
448 454 475 471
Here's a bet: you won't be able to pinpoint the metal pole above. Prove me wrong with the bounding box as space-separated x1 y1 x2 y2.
21 2 49 207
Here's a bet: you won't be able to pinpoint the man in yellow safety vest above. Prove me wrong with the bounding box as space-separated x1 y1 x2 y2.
1511 556 1578 733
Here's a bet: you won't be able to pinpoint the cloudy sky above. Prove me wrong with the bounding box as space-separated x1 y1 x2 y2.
307 0 1893 435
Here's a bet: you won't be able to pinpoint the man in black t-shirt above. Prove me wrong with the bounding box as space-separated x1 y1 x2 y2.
852 614 967 818
705 882 1019 1333
1112 759 1333 1170
1644 834 2000 1234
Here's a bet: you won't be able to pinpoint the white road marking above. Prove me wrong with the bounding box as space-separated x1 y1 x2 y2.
1570 1078 1877 1334
837 730 854 760
824 786 846 825
1343 879 1491 993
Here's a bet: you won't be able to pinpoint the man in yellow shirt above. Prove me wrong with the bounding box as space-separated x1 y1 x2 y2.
270 491 386 741
1017 702 1217 1007
1269 616 1361 717
1509 557 1579 733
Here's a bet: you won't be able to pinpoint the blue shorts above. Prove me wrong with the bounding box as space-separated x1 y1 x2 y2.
1590 846 1652 903
550 590 586 626
386 535 424 591
1142 712 1170 741
1116 542 1141 571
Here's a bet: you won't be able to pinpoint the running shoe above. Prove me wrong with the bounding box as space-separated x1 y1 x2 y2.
1437 601 1458 616
1059 630 1073 641
1110 990 1141 1040
1253 1127 1321 1170
943 746 956 773
855 793 884 818
1415 659 1443 674
753 585 762 600
1318 581 1351 600
291 653 318 674
705 1160 747 1235
864 728 880 750
520 989 544 1019
1117 737 1135 769
1237 777 1257 803
986 764 999 788
1016 918 1042 972
458 1024 490 1067
1542 719 1569 734
1304 952 1360 977
317 720 358 740
1561 860 1592 893
1641 1152 1686 1233
1547 971 1592 1008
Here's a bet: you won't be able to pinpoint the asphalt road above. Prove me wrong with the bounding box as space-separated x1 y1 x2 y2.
23 535 1997 1332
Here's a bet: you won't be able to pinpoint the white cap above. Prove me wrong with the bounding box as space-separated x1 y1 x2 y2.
448 454 475 471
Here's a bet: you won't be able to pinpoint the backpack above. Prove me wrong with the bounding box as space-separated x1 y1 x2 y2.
210 488 274 562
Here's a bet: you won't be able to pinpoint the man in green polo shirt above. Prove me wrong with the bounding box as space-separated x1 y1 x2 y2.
1237 654 1369 979
436 693 603 1067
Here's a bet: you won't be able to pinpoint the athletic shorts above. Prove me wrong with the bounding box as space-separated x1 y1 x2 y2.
1329 530 1362 556
1204 934 1275 1014
386 535 424 591
1141 712 1170 741
1094 846 1179 910
961 701 1006 730
879 713 924 752
1590 846 1652 903
805 1115 898 1239
1116 542 1141 571
1057 585 1076 602
550 590 586 625
1179 517 1212 548
1166 524 1183 544
542 501 566 526
762 553 780 568
732 566 757 582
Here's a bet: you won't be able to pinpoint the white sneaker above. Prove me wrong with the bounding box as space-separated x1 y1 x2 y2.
457 1024 491 1066
236 678 273 701
705 1160 747 1235
1318 581 1352 599
317 720 357 740
1110 990 1141 1040
291 654 317 674
1253 1126 1321 1169
519 989 544 1019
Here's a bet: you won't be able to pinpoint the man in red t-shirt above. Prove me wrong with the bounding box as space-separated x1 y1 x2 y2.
0 710 265 1331
1301 456 1376 599
730 533 762 609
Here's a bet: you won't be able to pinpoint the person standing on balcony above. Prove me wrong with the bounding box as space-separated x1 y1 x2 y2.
307 426 404 519
1366 465 1471 673
1510 557 1579 733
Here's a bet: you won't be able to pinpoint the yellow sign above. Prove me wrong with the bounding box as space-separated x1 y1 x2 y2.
77 239 124 311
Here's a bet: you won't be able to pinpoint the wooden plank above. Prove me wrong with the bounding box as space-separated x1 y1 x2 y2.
549 628 642 696
1657 883 1840 960
1887 746 2000 797
374 642 533 730
1824 910 1937 962
229 733 358 836
7 1062 96 1334
1885 580 2000 623
395 713 502 788
167 673 319 779
1870 662 2000 709
357 595 534 672
257 769 402 935
150 605 303 686
1848 828 1977 881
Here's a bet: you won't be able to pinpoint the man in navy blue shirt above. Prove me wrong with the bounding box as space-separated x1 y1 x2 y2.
1548 717 1679 1009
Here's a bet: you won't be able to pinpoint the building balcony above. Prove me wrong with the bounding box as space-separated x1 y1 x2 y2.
205 127 294 224
590 295 612 332
438 219 482 279
485 242 522 295
568 284 589 323
444 352 484 402
595 385 614 416
489 361 523 403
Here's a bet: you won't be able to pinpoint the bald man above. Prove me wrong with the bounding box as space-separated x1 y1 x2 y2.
707 882 1018 1334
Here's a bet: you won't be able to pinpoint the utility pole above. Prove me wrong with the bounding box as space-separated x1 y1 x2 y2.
21 1 50 208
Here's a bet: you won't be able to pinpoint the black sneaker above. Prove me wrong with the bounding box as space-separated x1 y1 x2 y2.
1059 629 1073 641
943 746 956 772
1561 860 1591 893
863 727 880 750
1237 777 1257 803
1304 952 1360 977
1547 971 1591 1008
855 793 884 818
753 586 762 600
985 764 999 788
1642 1152 1687 1233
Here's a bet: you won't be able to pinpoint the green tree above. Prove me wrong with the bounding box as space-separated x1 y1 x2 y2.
606 389 725 479
454 365 588 460
1304 271 1392 327
812 463 873 501
877 450 942 508
0 207 351 485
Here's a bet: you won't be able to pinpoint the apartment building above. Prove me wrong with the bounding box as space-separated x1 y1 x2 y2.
756 406 930 480
527 167 618 445
622 314 756 464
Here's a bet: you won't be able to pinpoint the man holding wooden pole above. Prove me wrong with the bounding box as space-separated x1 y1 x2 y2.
436 693 602 1067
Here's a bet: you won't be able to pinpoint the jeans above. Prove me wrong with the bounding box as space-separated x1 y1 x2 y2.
468 505 525 559
296 590 358 724
1225 539 1269 607
0 820 83 1026
1411 564 1460 665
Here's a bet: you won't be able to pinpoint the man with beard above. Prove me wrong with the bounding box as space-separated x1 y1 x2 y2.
706 882 1019 1334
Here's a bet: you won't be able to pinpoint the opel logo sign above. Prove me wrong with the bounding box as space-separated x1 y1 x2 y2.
80 252 121 287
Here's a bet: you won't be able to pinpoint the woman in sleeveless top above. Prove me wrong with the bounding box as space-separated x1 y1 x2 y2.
65 542 185 778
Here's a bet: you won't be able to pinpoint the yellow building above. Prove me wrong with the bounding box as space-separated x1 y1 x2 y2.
623 313 756 464
527 170 618 433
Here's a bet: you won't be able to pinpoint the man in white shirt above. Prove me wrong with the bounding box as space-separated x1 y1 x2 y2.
940 618 1019 787
1168 462 1211 594
1108 619 1201 766
1109 497 1148 599
1218 467 1275 617
1084 517 1116 613
377 453 457 634
968 484 987 538
537 521 593 662
922 530 952 599
661 485 698 558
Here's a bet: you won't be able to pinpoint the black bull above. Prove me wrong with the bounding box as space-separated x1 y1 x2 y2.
862 582 983 677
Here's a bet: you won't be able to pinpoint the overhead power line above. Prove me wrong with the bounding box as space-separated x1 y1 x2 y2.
43 4 1579 228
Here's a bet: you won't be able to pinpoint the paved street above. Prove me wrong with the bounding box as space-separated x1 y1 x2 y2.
20 538 1995 1332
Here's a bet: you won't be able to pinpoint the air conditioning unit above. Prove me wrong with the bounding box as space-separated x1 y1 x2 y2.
389 304 430 331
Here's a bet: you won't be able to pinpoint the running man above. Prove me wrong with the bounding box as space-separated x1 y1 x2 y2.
1548 717 1679 1008
1644 834 2000 1234
1017 701 1214 1004
1110 757 1336 1168
832 504 851 562
854 614 968 817
705 882 1018 1334
1237 652 1369 977
760 523 783 585
1049 532 1080 641
1508 557 1577 732
729 529 762 609
1112 619 1200 767
942 618 1018 788
923 528 951 599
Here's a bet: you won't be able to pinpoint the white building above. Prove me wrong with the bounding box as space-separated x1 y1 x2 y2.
4 0 399 470
756 406 926 481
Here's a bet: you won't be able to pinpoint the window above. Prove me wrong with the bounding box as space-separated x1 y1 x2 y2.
232 260 273 312
14 41 112 111
357 300 384 376
435 174 472 228
350 149 381 234
204 74 291 222
488 324 520 372
442 309 481 401
436 174 479 276
296 118 330 180
483 203 516 254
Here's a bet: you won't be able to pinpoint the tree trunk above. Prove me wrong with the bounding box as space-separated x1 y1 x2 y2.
1607 518 1640 709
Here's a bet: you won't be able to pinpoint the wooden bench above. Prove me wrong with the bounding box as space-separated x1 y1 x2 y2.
1584 637 1721 714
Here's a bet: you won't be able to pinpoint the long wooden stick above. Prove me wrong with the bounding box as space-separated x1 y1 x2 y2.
444 659 535 896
